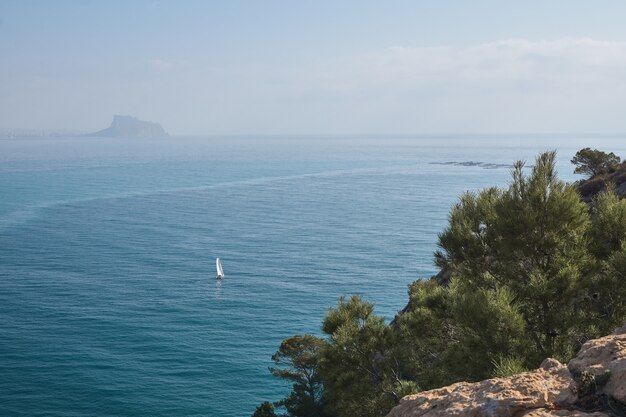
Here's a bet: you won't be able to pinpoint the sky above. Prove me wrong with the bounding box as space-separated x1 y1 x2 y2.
2 0 626 134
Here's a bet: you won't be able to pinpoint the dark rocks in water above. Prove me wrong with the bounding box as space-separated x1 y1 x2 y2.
429 161 513 169
87 115 167 138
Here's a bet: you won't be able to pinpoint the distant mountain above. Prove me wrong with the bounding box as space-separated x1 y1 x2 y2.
88 115 167 138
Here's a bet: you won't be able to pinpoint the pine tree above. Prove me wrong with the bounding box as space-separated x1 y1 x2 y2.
320 296 417 417
571 148 620 177
587 187 626 333
434 151 592 365
269 334 328 417
252 402 278 417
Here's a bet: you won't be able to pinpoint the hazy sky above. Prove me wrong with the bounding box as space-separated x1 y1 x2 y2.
2 1 626 134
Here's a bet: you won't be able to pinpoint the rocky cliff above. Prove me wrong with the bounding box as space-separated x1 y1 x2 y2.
88 115 167 138
577 162 626 203
386 324 626 417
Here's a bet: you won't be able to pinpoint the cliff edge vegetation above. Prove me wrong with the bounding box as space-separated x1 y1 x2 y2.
573 148 626 203
387 323 626 417
254 149 626 417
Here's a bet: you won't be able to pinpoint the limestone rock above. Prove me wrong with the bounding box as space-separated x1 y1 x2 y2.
386 322 626 417
386 360 576 417
567 327 626 403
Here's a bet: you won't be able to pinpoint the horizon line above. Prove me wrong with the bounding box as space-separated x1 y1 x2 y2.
4 131 626 139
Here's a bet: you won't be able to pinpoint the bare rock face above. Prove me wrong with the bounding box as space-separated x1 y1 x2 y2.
567 325 626 404
385 323 626 417
386 360 576 417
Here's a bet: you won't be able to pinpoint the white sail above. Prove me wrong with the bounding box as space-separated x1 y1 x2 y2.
216 257 224 279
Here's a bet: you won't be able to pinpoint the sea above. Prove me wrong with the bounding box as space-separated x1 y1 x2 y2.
1 135 624 417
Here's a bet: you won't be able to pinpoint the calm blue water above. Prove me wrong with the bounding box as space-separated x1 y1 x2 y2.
1 136 624 416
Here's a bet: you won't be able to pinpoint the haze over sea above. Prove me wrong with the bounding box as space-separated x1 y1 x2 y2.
1 136 624 416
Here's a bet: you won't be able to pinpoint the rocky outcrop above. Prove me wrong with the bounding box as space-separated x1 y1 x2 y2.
88 115 167 138
577 161 626 203
568 323 626 405
386 324 626 417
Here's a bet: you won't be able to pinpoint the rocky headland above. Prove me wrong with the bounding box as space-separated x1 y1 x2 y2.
386 165 626 417
577 161 626 203
88 115 167 138
386 324 626 417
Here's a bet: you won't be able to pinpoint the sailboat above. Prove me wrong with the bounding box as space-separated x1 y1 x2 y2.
216 257 224 279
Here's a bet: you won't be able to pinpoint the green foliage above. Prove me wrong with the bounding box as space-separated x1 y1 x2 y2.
434 187 501 281
434 151 592 365
583 187 626 335
397 279 527 387
589 186 626 259
586 244 626 334
571 147 621 178
396 279 455 388
260 150 626 417
491 356 528 378
445 282 528 380
320 296 417 417
269 334 328 417
252 402 278 417
604 246 626 316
